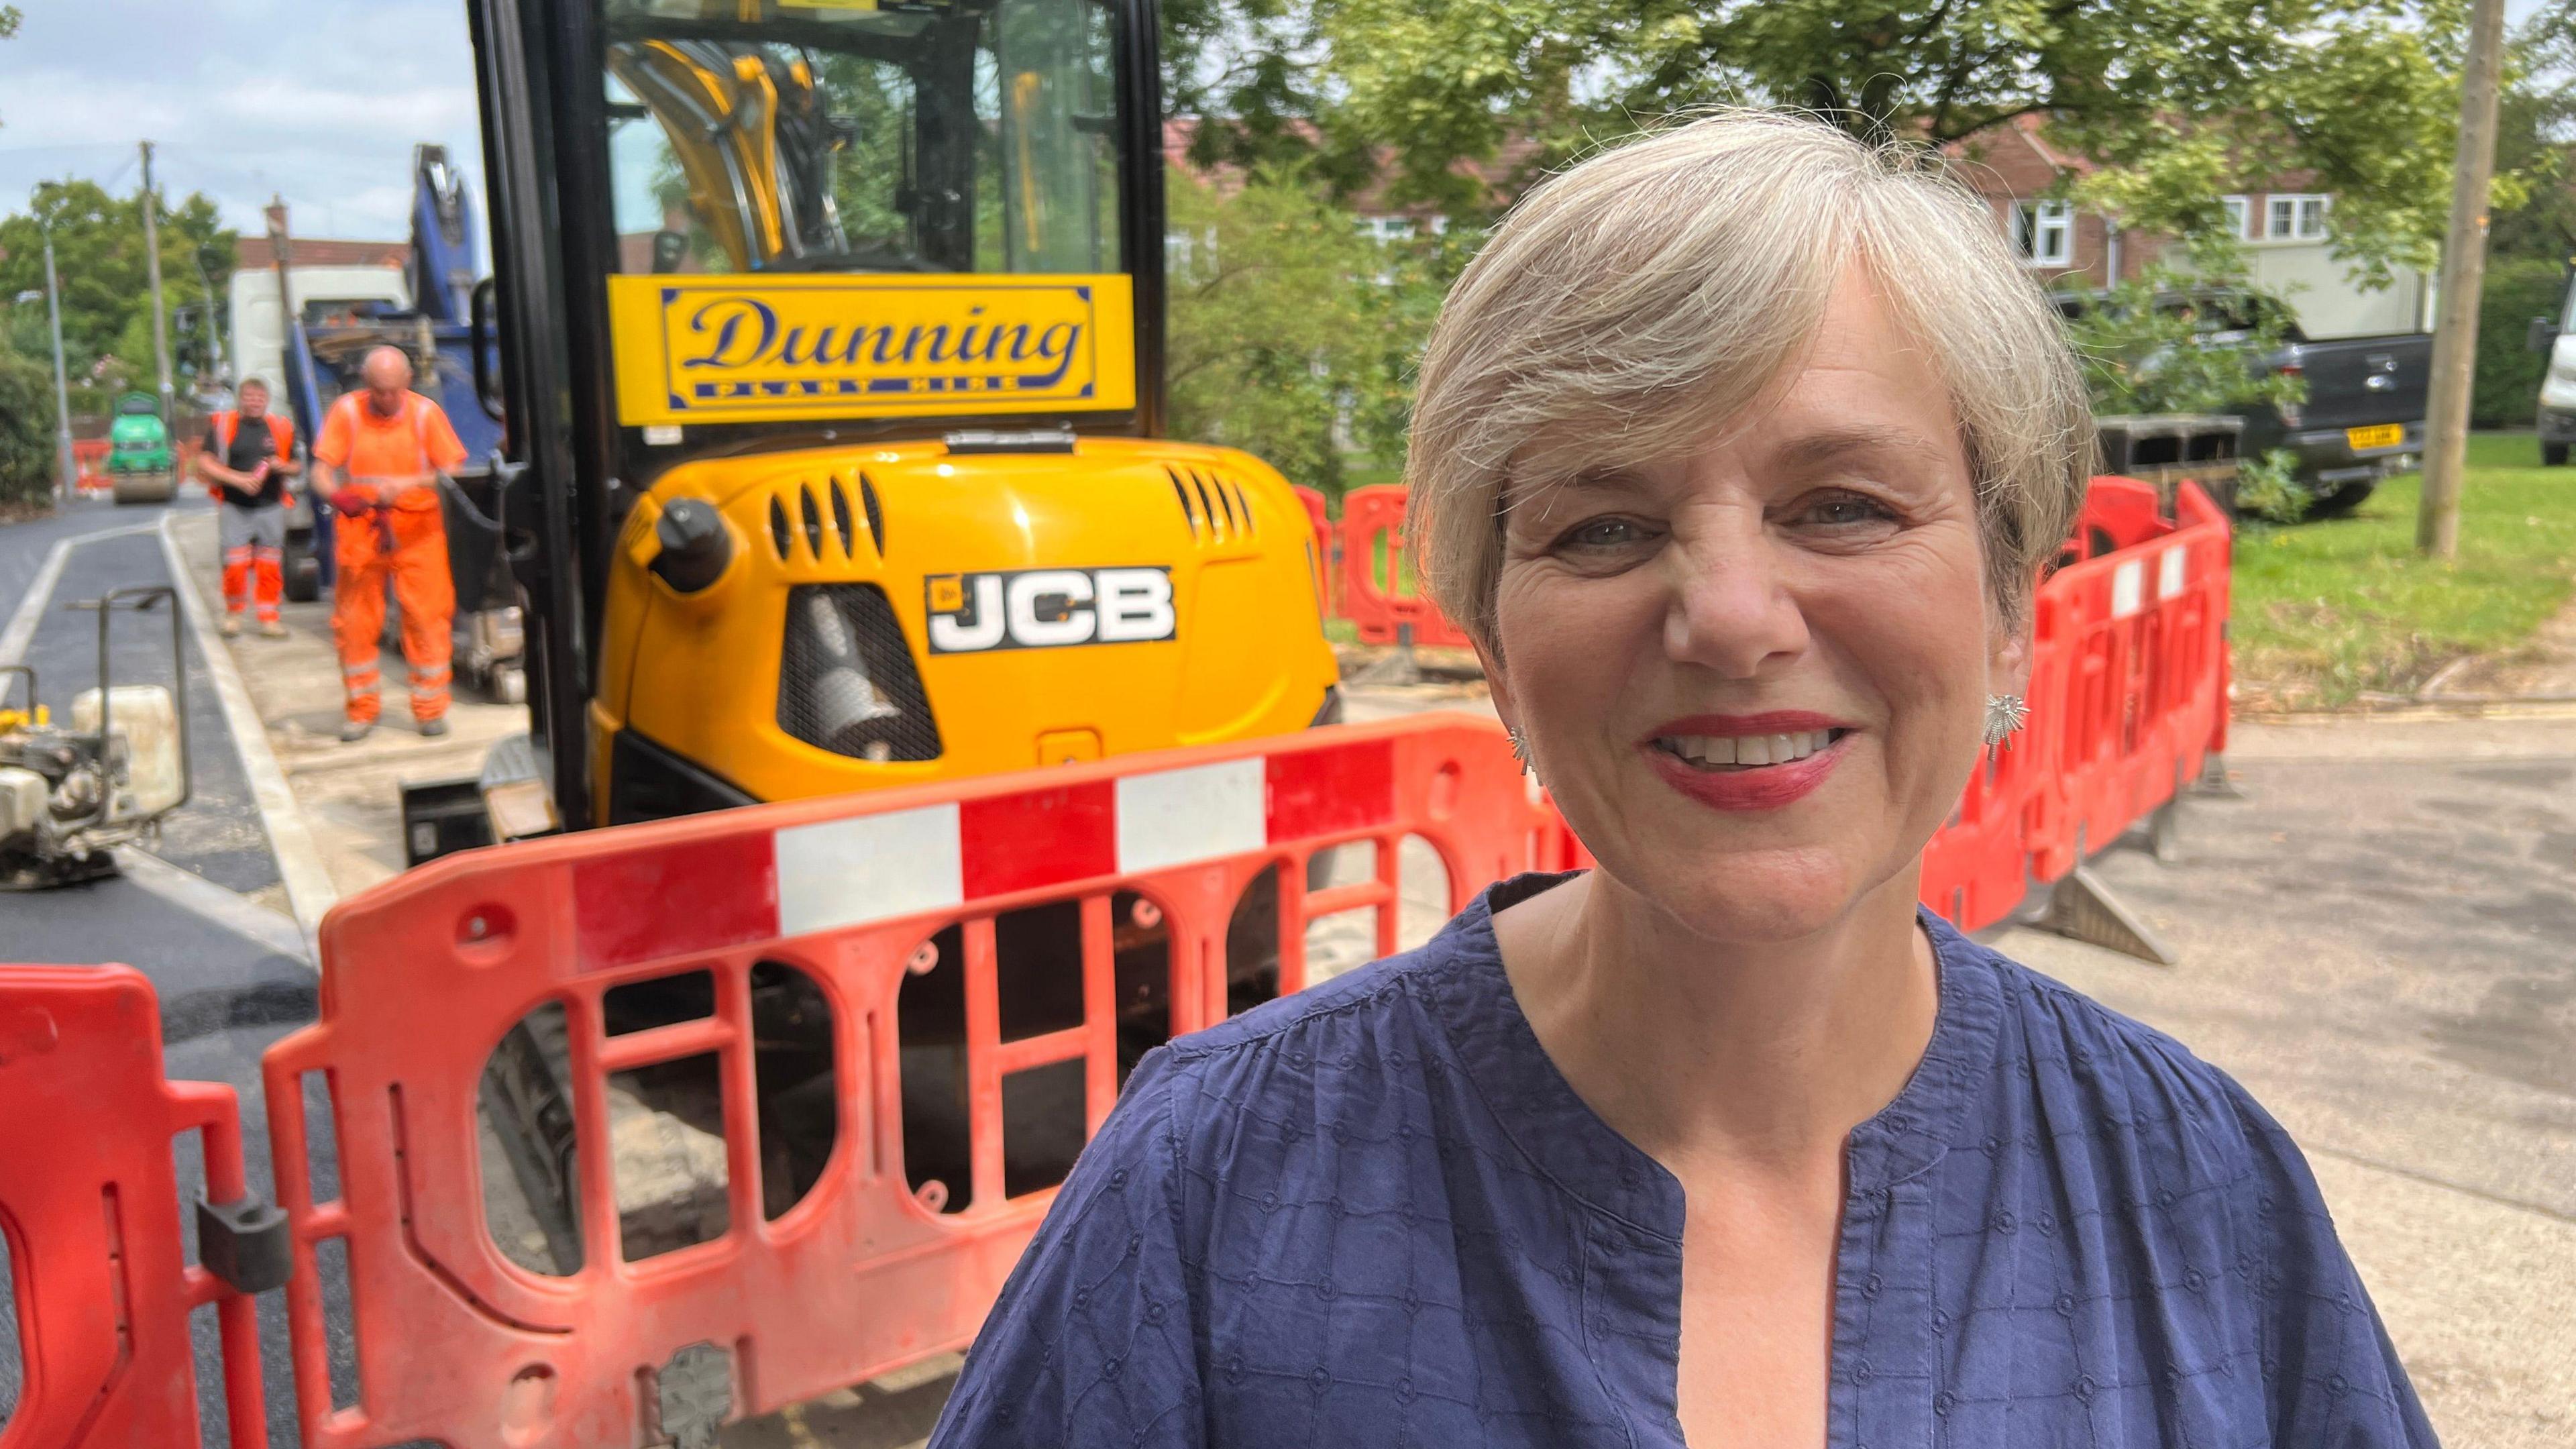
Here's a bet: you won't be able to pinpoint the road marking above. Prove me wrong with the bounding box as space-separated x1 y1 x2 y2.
158 510 339 959
0 520 161 669
115 847 311 964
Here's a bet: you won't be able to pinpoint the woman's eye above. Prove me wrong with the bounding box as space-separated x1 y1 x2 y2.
1799 492 1898 529
1560 517 1652 550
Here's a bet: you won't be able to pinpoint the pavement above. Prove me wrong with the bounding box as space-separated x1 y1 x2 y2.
162 504 533 901
1992 712 2576 1449
5 498 2569 1445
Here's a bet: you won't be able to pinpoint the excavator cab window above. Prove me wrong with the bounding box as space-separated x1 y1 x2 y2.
602 0 1123 280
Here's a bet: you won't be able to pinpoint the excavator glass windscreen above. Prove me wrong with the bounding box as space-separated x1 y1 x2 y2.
600 0 1124 278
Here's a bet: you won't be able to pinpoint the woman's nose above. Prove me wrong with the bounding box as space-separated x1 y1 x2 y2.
1660 527 1809 678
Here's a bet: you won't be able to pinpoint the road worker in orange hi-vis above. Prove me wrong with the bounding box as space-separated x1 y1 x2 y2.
309 346 469 743
197 376 301 638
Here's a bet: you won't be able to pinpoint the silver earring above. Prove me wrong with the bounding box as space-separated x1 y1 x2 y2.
1983 693 2028 746
1506 726 1533 773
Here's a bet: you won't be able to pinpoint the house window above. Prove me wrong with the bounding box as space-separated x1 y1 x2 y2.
2015 201 2073 266
2220 195 2250 240
1355 215 1419 244
2267 194 2330 241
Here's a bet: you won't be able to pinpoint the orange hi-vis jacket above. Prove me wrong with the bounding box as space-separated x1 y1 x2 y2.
313 391 468 548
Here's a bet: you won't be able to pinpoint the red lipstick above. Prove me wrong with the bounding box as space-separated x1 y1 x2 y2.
1638 712 1857 812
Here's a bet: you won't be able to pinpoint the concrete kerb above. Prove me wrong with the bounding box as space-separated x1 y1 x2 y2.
156 510 337 961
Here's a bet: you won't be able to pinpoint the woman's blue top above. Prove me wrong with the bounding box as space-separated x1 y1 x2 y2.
930 873 2438 1447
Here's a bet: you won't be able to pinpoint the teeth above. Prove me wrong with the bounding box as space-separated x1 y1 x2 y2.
1656 729 1843 769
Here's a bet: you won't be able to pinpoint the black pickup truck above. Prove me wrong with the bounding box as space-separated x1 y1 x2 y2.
2057 289 2432 516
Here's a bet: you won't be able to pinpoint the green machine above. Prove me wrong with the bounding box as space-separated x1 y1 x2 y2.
107 392 177 505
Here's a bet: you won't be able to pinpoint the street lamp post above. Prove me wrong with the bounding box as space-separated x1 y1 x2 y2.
42 223 76 502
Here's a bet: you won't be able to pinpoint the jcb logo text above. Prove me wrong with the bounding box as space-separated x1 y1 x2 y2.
924 567 1176 654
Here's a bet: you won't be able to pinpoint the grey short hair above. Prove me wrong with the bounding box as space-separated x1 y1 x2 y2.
236 376 270 393
1405 108 2095 651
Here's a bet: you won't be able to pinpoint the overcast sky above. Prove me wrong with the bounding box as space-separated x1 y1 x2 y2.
0 0 484 241
0 0 2562 246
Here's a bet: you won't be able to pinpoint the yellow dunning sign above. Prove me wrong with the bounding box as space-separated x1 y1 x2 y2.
608 272 1136 427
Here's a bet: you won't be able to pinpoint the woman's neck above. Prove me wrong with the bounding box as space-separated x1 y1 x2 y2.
1494 869 1940 1171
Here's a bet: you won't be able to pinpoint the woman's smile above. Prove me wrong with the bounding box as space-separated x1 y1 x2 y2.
1640 711 1858 810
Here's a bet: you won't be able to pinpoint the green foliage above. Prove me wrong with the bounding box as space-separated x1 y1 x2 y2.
2232 449 2313 525
2473 256 2563 429
1171 0 2472 278
0 340 58 508
2494 5 2576 264
1163 164 1441 495
2059 262 2306 418
0 179 236 410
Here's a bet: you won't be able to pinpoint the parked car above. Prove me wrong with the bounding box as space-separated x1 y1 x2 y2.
2526 280 2576 466
2057 289 2430 517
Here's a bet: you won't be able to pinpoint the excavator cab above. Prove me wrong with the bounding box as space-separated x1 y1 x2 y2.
464 0 1339 833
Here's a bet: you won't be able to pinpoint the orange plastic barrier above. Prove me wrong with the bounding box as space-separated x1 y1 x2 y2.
1293 484 1338 619
0 964 281 1448
1917 476 2231 923
70 439 111 494
1335 484 1472 648
260 714 1552 1447
2027 478 2231 883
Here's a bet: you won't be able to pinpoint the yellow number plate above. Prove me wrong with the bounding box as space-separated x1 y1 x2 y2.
2347 423 2404 451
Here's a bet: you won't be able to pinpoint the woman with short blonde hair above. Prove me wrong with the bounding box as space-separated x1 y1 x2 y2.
933 109 2438 1449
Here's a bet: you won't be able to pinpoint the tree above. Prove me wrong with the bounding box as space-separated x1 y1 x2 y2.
0 343 56 508
1163 164 1429 492
1173 0 2471 283
2489 7 2576 264
0 179 235 411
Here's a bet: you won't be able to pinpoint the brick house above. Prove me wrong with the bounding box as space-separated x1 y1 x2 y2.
1954 115 2432 339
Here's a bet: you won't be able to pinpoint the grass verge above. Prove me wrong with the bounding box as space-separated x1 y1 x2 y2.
2231 432 2576 710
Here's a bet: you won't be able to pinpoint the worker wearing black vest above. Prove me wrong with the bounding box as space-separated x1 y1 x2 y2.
197 378 302 638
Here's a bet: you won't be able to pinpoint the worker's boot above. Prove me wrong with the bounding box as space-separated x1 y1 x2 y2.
260 619 288 639
419 717 449 739
339 718 374 744
220 614 244 638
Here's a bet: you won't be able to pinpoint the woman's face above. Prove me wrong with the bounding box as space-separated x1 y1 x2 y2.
1485 267 2028 943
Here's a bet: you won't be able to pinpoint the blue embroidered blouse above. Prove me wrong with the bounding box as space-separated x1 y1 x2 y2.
930 873 2439 1447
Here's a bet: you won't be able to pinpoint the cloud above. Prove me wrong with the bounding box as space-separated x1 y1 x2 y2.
0 0 484 240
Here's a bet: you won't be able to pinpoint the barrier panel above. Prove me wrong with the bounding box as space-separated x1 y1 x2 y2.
260 714 1552 1448
2023 478 2231 884
1897 477 2233 929
0 964 279 1448
71 439 110 495
1293 484 1338 620
1334 484 1473 648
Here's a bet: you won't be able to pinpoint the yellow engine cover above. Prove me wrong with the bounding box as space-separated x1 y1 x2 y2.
592 435 1340 820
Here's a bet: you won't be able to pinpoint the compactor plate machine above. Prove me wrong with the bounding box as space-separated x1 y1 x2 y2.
443 0 1343 1250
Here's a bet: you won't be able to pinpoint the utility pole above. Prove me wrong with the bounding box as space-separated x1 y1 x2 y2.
42 223 76 502
139 140 176 431
189 245 227 390
266 195 297 394
2418 0 2510 559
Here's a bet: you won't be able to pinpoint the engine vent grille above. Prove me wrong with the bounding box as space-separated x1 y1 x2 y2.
1165 466 1257 544
777 585 943 762
765 474 883 561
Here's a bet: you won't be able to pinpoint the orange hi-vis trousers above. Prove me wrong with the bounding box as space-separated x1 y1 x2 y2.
331 487 453 725
219 501 286 625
